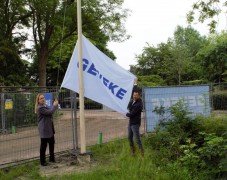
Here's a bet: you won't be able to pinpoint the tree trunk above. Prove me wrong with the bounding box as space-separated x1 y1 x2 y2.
38 48 48 87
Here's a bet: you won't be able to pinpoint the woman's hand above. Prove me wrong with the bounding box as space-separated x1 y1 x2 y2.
53 99 58 107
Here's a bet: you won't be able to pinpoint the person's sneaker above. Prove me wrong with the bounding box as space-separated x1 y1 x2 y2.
49 159 56 163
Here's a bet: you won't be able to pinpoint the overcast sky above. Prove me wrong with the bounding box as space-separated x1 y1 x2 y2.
108 0 227 70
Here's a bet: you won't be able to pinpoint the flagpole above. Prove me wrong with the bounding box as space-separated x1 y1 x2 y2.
77 0 86 154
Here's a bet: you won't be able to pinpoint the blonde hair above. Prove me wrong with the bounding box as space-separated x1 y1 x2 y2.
35 93 43 114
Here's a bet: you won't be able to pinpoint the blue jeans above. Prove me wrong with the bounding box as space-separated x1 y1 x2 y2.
128 124 143 149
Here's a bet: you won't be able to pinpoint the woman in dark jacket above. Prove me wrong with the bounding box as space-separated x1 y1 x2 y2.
35 94 58 166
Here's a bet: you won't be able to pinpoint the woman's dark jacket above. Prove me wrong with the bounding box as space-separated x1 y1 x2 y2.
37 104 57 138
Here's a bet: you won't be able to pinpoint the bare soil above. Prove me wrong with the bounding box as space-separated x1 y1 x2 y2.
39 151 97 177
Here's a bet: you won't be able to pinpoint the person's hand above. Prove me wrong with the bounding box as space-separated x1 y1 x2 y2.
53 99 58 107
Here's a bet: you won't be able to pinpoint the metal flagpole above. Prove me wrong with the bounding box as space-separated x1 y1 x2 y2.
77 0 86 154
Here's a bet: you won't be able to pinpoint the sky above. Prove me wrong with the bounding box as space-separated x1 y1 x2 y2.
108 0 227 70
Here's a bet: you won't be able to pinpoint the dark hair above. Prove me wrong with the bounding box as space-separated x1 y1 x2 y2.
133 90 140 95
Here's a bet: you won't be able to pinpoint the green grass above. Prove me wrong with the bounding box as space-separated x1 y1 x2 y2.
0 161 43 180
0 138 197 180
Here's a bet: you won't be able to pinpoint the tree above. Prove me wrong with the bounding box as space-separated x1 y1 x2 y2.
197 32 227 82
137 75 166 87
187 0 227 33
135 26 207 85
27 0 129 86
135 42 172 78
0 0 32 85
168 26 207 84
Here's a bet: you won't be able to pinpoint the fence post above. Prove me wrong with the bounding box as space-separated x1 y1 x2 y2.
98 131 102 145
142 87 146 134
71 91 78 150
1 93 6 133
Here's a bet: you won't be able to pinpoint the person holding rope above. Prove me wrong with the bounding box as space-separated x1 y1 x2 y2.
35 94 58 166
127 78 139 109
126 90 144 157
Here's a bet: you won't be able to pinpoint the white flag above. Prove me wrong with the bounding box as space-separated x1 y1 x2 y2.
61 35 136 114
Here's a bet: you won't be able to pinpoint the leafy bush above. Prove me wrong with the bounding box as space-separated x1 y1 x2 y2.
154 100 202 146
180 132 227 178
146 100 227 179
198 115 227 137
144 130 181 160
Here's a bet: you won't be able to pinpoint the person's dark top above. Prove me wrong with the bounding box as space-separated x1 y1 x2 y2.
126 98 143 126
128 84 139 109
37 104 57 138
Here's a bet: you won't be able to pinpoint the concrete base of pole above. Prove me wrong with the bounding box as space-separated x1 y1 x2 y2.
69 149 92 163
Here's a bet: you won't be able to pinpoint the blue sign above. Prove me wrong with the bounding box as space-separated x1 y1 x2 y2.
44 93 53 107
144 85 210 132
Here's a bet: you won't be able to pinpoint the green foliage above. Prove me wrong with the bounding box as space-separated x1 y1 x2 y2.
135 42 172 77
197 33 227 83
198 115 227 137
187 0 227 33
135 28 227 85
0 138 198 180
56 139 194 180
0 162 42 180
147 101 227 179
0 40 32 86
179 140 199 173
0 0 32 86
27 0 130 86
182 79 208 85
144 130 181 160
137 75 166 87
135 26 207 85
179 132 227 178
1 93 37 129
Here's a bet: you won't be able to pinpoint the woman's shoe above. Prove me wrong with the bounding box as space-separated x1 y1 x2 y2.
41 162 48 166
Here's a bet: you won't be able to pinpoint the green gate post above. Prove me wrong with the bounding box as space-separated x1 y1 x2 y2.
98 131 102 145
12 126 16 134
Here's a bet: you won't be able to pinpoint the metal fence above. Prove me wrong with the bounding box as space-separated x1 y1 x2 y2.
144 83 227 132
0 86 145 167
1 83 227 167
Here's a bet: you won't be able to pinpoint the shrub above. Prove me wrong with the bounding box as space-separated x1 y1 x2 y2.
147 100 227 178
145 130 181 160
197 115 227 137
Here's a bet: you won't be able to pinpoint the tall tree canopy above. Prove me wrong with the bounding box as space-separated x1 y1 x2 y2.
27 0 129 86
0 0 32 85
197 32 227 83
135 26 207 85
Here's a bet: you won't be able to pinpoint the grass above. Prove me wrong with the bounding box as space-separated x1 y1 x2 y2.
0 138 198 180
0 161 43 180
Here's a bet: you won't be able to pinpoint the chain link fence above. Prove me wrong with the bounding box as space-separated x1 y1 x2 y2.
1 83 226 167
0 86 145 167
